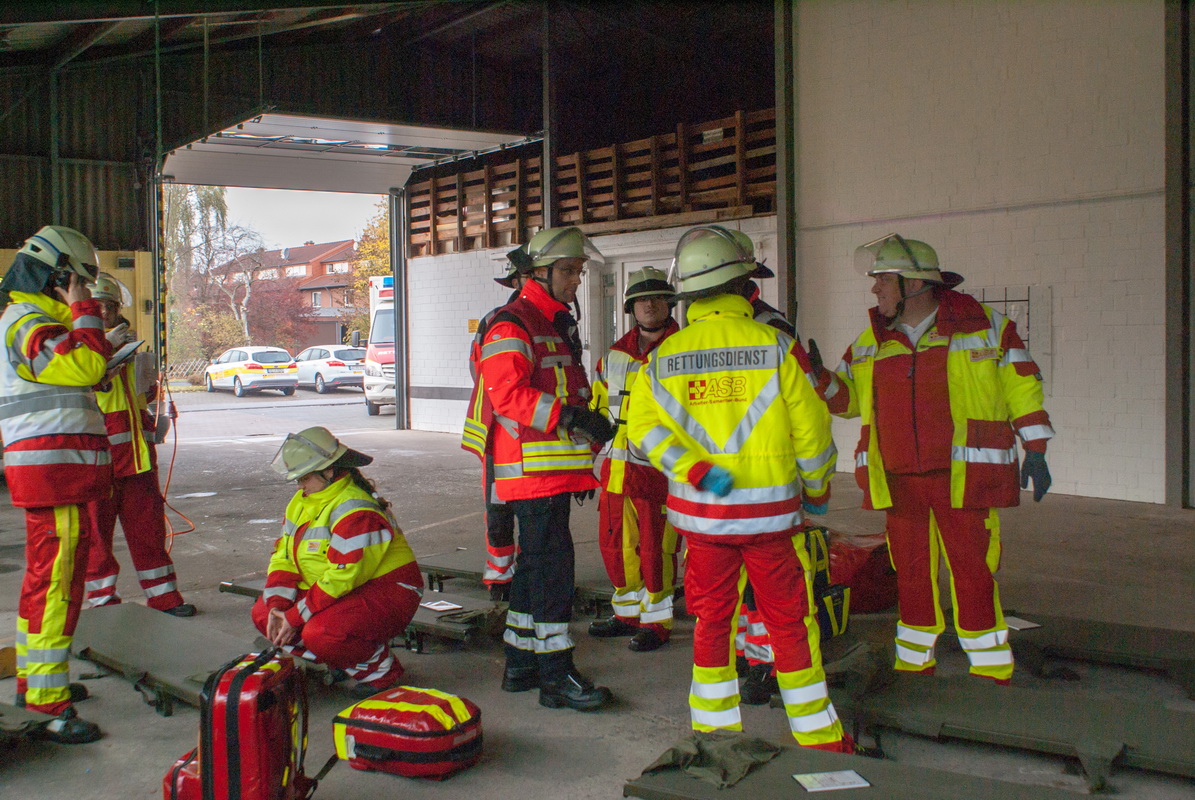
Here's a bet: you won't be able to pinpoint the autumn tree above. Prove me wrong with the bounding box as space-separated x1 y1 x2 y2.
247 277 318 353
345 200 391 336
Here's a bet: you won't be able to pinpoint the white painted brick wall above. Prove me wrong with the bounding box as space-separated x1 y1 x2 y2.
794 0 1165 503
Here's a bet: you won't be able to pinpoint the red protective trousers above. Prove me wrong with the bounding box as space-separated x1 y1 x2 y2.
598 489 678 636
885 470 1012 680
251 560 422 687
84 469 184 611
17 504 95 715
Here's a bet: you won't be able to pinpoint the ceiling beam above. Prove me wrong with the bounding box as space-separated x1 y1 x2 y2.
0 2 422 25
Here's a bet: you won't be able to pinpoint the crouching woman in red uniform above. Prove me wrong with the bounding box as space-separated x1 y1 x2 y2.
252 426 423 698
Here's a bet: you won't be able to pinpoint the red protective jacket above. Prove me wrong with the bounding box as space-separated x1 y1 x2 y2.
478 280 598 501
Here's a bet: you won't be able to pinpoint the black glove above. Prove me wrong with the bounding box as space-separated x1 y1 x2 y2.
807 338 826 379
559 405 614 445
1020 450 1052 502
573 488 596 503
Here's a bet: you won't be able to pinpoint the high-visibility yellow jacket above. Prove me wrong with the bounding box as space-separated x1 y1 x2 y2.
0 290 111 507
824 289 1054 510
263 474 419 629
591 319 678 497
627 294 835 541
97 359 157 478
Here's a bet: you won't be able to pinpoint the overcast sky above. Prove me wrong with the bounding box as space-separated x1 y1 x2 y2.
223 187 385 250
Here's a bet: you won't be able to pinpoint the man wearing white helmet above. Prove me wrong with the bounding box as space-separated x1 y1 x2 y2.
816 234 1054 684
627 226 852 753
0 225 111 743
479 226 615 711
589 267 680 653
461 263 526 602
82 274 195 618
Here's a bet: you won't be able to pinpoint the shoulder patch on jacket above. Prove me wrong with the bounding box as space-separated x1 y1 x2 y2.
970 347 999 361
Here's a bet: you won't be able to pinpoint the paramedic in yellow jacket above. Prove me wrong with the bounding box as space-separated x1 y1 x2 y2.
628 227 852 753
254 427 423 698
589 267 680 653
817 234 1054 684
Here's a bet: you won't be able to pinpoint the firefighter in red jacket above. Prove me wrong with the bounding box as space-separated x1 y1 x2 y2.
628 227 852 752
589 267 680 653
0 225 110 743
479 227 615 711
818 234 1054 683
83 275 195 617
461 264 525 601
256 427 423 699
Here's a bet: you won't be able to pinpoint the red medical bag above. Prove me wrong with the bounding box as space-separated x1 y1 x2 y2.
163 649 315 800
332 686 482 779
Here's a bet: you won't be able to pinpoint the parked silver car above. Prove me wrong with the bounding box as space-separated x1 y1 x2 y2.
293 345 366 393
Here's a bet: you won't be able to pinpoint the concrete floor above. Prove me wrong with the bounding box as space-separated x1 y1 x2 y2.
1 391 1194 799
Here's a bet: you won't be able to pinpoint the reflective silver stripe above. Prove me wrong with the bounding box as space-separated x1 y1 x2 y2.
85 575 118 591
108 431 134 445
743 642 773 662
788 705 839 734
75 314 104 330
802 474 828 492
532 335 563 344
966 648 1013 667
796 443 836 473
657 345 780 378
534 621 570 638
660 445 687 473
999 347 1033 367
523 456 593 470
331 498 377 524
27 673 70 688
1018 424 1054 441
494 463 523 479
299 525 332 541
689 678 739 700
502 629 574 653
855 452 868 468
531 394 556 432
852 345 877 359
952 445 1017 465
671 481 796 505
481 337 533 360
779 680 829 707
145 581 177 598
822 375 840 400
948 331 999 351
896 625 939 647
395 581 424 599
332 528 390 553
283 520 299 535
721 371 782 452
505 609 534 629
3 448 109 466
0 387 101 420
895 643 934 665
25 647 70 663
639 424 671 455
690 706 741 729
668 507 797 537
541 354 573 369
640 600 673 624
296 598 312 621
958 629 1009 650
263 586 297 602
137 565 175 580
494 414 519 438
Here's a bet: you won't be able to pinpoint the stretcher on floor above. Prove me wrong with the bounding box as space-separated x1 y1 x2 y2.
1006 610 1195 699
832 673 1195 790
0 701 53 743
71 603 258 716
623 740 1084 800
218 577 496 651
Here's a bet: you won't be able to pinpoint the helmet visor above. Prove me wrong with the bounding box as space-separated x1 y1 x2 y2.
270 431 342 480
855 233 921 276
528 227 605 270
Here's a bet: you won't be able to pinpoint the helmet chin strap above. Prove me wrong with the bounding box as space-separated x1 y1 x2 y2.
888 275 937 328
637 321 668 333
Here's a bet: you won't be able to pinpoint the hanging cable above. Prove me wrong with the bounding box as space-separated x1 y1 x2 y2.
153 371 195 552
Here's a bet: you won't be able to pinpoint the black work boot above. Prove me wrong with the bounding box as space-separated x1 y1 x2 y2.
587 615 637 638
163 603 197 617
488 583 511 602
538 670 612 711
503 644 539 692
740 663 778 705
628 628 667 653
36 706 102 745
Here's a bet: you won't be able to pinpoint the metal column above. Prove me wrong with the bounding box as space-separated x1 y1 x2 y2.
1165 0 1194 508
773 0 798 324
390 187 410 430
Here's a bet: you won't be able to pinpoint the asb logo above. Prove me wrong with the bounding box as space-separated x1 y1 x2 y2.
688 377 747 404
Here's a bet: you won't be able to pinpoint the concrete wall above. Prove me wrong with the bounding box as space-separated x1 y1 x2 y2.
792 0 1165 503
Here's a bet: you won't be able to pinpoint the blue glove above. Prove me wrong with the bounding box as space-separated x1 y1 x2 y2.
802 500 828 515
1020 450 1052 502
698 465 734 497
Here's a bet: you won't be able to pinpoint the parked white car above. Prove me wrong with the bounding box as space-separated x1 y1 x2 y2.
293 345 365 393
204 346 297 397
